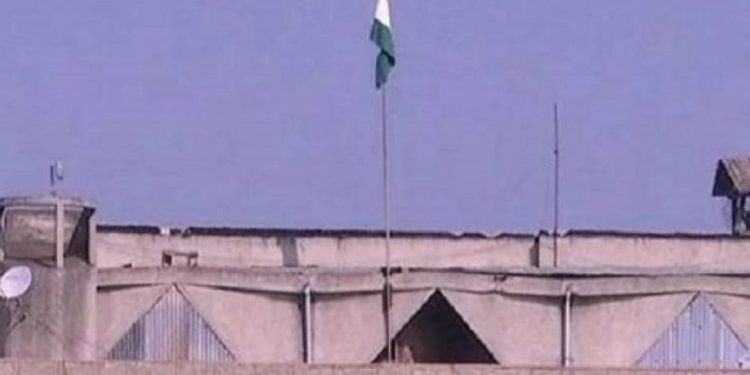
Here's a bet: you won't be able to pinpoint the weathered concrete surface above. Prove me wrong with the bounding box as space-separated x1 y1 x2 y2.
96 231 536 269
94 266 750 366
0 360 738 374
440 291 562 366
0 196 94 263
313 290 435 363
571 293 694 367
538 233 750 269
3 258 96 361
96 266 750 297
181 286 303 363
98 227 750 271
14 194 750 369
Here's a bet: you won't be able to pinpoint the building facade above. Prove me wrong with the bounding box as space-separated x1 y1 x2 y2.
2 195 750 369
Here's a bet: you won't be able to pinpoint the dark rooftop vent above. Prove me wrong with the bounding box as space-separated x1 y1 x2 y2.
373 291 497 364
713 157 750 235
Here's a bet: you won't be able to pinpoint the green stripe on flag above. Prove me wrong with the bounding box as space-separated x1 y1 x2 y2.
370 19 395 89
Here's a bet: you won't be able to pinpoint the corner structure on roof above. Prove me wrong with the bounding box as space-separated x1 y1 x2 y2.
713 157 750 235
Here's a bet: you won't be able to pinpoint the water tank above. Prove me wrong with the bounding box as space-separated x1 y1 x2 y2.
0 196 96 266
0 195 97 360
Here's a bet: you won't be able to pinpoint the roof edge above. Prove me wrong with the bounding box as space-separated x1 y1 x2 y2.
96 224 535 240
96 224 745 241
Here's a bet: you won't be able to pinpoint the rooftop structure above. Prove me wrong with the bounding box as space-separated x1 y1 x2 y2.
712 157 750 234
0 159 749 369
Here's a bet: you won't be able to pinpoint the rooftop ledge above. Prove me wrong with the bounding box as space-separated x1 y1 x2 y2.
95 224 747 241
0 195 96 209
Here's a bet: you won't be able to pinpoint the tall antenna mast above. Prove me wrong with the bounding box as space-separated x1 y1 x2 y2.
553 103 560 266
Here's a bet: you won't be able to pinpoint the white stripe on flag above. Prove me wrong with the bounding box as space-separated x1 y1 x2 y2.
375 0 391 28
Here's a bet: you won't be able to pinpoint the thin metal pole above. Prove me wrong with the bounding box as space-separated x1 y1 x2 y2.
303 284 313 363
553 103 560 266
381 87 393 362
563 287 572 367
55 198 64 268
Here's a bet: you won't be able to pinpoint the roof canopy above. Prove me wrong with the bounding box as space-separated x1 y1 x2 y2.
712 157 750 198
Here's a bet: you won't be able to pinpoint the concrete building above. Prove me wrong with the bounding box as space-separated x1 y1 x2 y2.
1 158 750 370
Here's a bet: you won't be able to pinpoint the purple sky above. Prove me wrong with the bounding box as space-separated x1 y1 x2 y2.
2 0 750 233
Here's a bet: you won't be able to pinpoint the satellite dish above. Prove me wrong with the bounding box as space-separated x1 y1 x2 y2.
0 266 32 299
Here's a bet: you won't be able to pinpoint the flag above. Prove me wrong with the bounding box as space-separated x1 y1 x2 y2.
370 0 395 89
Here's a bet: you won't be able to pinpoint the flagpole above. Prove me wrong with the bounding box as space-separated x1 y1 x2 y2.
381 86 393 363
553 103 560 266
371 0 395 361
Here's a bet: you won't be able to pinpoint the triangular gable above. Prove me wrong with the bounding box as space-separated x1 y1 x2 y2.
373 290 497 364
97 284 172 358
108 285 234 363
640 293 749 368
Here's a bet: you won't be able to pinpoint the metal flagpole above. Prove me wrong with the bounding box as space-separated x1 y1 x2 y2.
381 86 393 362
553 103 560 266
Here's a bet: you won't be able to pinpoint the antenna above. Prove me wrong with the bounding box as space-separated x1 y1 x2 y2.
553 103 560 265
49 160 64 196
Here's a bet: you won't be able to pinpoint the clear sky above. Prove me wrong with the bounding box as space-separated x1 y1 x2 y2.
2 0 750 233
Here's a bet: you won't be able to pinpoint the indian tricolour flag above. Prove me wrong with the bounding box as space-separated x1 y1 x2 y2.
370 0 395 89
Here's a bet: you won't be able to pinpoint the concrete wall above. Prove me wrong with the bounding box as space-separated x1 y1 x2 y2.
97 227 750 271
14 196 750 369
92 267 750 367
2 259 96 361
0 196 97 362
538 233 750 269
96 230 536 269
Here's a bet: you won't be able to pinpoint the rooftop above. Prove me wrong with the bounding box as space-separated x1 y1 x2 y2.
712 156 750 197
